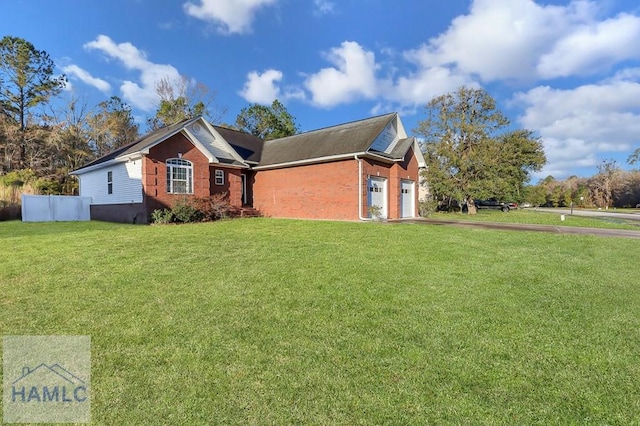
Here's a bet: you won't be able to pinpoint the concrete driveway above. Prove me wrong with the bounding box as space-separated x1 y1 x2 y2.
397 217 640 239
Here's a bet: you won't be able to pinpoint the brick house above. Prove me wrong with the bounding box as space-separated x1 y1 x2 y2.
71 113 426 223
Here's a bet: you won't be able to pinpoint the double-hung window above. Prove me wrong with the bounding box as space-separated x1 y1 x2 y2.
214 169 224 185
166 158 193 194
107 171 113 194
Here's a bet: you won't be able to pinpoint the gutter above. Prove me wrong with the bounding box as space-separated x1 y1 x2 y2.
355 155 372 221
252 151 401 171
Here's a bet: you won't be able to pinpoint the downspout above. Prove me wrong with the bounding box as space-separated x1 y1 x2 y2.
355 155 372 221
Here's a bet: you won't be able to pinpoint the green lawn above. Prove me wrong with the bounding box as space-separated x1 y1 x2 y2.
1 219 639 424
432 208 640 230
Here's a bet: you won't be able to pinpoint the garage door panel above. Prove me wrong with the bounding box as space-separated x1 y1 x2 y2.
400 180 414 218
367 177 387 218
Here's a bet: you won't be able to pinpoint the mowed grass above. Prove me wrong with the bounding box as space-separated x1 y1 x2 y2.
1 218 639 424
433 208 640 230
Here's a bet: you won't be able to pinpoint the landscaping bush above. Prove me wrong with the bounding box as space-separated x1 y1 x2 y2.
418 197 438 217
151 208 174 224
171 198 203 223
33 178 63 195
367 205 383 220
193 193 238 221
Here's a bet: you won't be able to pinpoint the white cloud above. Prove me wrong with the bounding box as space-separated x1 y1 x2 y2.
62 64 111 93
239 69 282 104
402 0 640 83
183 0 277 34
514 77 640 178
313 0 335 16
386 66 475 106
84 35 181 111
538 13 640 78
407 0 577 82
304 41 378 107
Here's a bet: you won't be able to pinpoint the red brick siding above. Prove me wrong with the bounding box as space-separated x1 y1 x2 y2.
253 160 360 220
252 149 420 220
210 167 243 207
142 133 243 212
360 148 420 218
365 147 420 218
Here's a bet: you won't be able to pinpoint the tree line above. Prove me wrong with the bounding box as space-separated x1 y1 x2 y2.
0 36 298 196
525 160 640 209
415 86 640 212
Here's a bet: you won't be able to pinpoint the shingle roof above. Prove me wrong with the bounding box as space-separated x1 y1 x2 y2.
72 112 419 175
73 117 199 172
257 112 397 167
213 126 264 163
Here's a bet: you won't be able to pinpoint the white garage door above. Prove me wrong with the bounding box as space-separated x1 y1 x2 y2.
367 177 387 219
400 180 414 218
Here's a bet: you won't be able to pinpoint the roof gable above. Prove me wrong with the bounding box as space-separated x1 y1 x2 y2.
72 116 249 174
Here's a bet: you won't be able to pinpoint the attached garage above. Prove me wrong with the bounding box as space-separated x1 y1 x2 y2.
400 179 415 218
367 176 387 218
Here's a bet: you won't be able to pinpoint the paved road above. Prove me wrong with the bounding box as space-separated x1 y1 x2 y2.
531 207 640 221
397 217 640 239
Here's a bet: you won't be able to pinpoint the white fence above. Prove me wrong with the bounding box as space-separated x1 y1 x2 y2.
21 194 91 222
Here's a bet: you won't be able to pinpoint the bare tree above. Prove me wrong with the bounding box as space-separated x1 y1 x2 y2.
147 76 227 130
590 160 620 209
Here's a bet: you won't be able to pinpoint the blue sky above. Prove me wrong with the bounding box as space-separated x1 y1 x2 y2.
2 0 640 180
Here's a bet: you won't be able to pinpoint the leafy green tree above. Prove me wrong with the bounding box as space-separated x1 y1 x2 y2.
523 184 546 207
414 86 545 214
86 96 139 158
235 99 299 140
0 36 66 168
147 76 226 130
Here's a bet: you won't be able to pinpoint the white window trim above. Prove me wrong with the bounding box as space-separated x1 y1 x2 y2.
166 158 193 194
214 169 224 186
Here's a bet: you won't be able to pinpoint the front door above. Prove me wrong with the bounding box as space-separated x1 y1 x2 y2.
241 174 248 205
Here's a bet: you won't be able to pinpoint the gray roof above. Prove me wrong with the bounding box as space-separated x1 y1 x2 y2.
72 112 420 174
258 112 397 167
214 126 264 163
73 117 200 172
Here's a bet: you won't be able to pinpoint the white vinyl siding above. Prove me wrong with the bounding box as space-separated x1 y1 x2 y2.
77 161 143 205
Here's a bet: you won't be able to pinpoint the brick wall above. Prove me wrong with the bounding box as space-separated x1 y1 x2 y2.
253 159 360 220
253 148 420 220
210 167 243 207
142 133 243 213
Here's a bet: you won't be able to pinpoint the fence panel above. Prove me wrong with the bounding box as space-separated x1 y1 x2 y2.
21 195 91 222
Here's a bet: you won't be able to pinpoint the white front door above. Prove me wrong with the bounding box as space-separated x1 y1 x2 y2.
400 179 414 218
367 177 387 218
